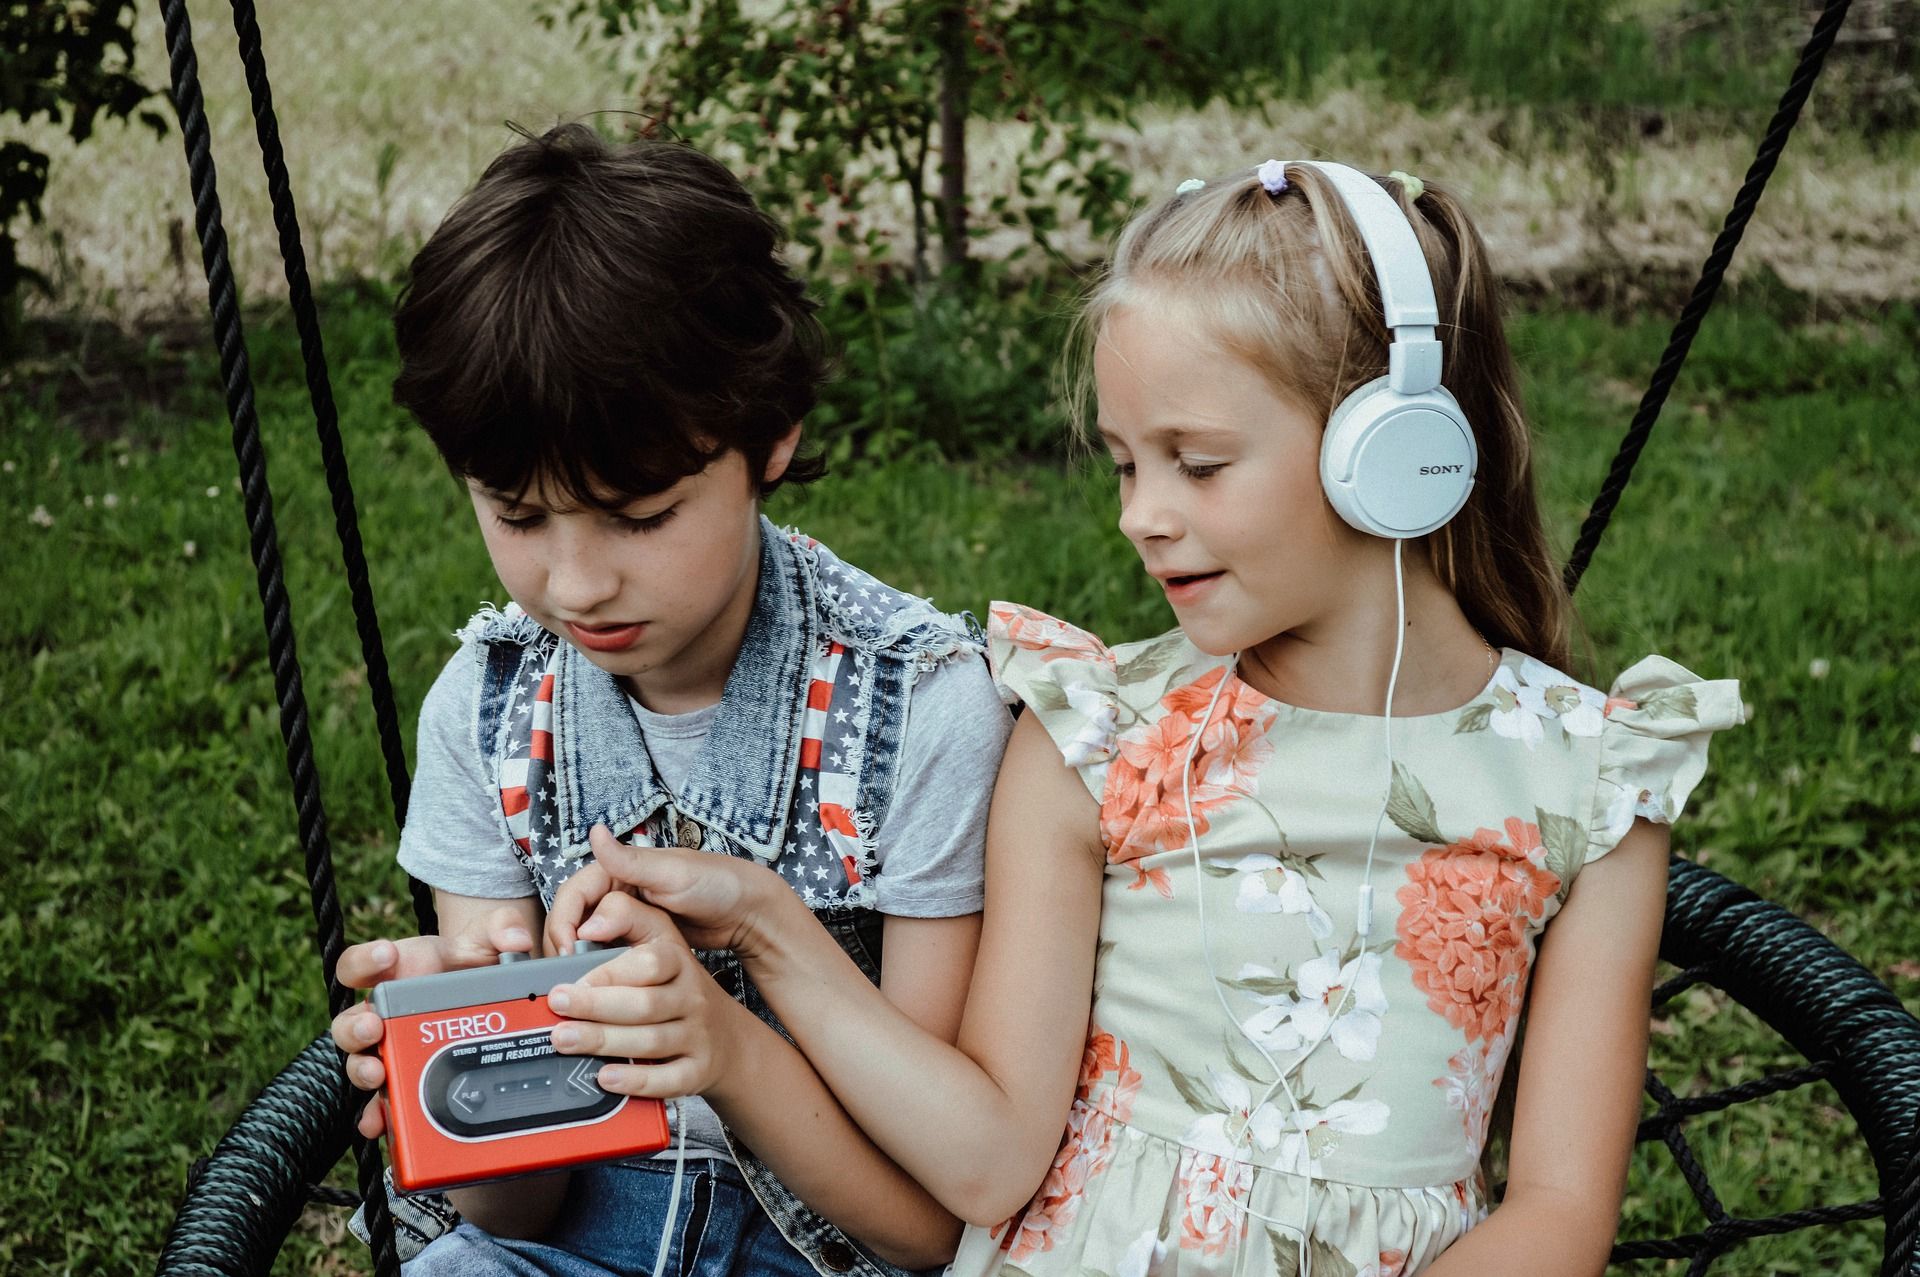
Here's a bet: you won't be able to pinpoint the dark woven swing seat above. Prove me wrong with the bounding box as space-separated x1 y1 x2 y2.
158 859 1920 1275
148 0 1916 1273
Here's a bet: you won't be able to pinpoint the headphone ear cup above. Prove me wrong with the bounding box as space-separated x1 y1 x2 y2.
1320 377 1477 538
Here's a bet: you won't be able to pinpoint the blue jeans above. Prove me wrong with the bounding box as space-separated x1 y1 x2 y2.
403 1158 819 1277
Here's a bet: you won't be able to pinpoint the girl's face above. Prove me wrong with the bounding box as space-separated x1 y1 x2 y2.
1094 301 1371 656
467 429 798 712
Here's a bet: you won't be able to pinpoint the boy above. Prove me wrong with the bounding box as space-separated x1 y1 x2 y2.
330 122 1010 1276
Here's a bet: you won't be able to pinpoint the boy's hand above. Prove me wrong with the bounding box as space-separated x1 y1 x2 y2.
545 824 788 955
547 906 751 1101
329 907 537 1138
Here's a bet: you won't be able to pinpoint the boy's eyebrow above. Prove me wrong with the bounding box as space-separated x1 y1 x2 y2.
475 486 523 502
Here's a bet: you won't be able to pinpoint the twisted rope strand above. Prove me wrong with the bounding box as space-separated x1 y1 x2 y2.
1562 0 1856 594
1635 1060 1832 1139
222 0 435 937
156 2 399 1272
1610 1196 1887 1264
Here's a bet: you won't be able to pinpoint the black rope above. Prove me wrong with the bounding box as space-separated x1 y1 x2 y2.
1561 0 1855 594
1645 1069 1733 1229
155 2 400 1273
1651 964 1714 1007
1611 1067 1890 1272
1611 1196 1887 1265
1635 1060 1832 1139
219 0 436 938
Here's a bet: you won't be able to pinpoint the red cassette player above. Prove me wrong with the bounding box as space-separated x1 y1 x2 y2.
374 942 671 1193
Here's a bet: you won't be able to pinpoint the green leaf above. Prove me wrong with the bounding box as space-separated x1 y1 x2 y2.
1537 807 1587 883
1024 679 1070 715
1266 1227 1302 1277
1158 1052 1219 1114
1115 639 1180 684
1224 1045 1267 1088
1307 1237 1359 1277
1220 972 1297 998
1455 701 1494 733
1387 763 1446 845
1637 686 1699 721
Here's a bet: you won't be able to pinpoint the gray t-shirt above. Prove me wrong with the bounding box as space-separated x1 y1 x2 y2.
398 648 1007 915
395 645 1009 1164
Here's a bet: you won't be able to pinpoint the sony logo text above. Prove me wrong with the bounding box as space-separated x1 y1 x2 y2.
1418 464 1465 475
420 1010 509 1044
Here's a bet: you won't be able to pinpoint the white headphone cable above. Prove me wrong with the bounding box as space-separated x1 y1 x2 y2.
650 1099 690 1277
1179 539 1411 1276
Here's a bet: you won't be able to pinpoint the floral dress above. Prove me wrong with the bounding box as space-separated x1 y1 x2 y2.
946 603 1743 1277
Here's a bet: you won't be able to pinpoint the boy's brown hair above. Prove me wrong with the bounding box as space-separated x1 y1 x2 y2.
393 122 828 504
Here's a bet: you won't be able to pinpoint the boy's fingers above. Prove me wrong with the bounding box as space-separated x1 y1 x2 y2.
357 1096 388 1140
346 1052 387 1092
440 913 532 968
330 1005 384 1053
336 938 400 989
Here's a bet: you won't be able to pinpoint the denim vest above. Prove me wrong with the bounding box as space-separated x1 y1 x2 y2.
458 516 981 1277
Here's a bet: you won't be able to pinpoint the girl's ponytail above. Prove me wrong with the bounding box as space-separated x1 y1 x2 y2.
1394 178 1575 673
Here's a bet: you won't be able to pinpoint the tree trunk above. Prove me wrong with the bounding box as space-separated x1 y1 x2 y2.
934 2 970 275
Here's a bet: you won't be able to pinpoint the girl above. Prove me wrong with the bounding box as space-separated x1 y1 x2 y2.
547 160 1741 1276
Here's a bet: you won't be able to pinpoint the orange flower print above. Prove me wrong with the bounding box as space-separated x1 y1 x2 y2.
1176 1147 1252 1256
1359 1251 1409 1277
1395 817 1562 1044
1098 670 1275 892
1435 1031 1513 1158
993 1026 1143 1262
991 602 1115 667
1200 715 1274 791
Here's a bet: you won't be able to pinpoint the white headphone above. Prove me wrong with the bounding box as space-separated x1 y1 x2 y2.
1299 161 1477 540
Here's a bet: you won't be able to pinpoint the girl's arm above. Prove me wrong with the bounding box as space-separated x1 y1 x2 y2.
545 905 974 1269
559 711 1109 1226
1422 818 1669 1277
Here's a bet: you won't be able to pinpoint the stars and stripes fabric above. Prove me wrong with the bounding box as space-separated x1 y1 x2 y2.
494 654 571 903
492 633 879 910
779 635 876 907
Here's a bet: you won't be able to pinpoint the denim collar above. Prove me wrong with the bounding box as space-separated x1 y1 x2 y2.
557 516 814 859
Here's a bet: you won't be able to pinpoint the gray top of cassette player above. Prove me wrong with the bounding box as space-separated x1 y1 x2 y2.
371 943 619 1019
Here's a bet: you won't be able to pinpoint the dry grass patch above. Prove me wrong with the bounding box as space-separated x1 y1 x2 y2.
16 0 1919 322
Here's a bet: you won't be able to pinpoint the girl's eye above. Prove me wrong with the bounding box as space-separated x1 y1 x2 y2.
617 506 677 534
1108 460 1135 480
493 511 544 533
1178 461 1225 480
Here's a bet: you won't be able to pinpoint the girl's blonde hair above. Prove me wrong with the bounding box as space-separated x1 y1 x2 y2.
1068 164 1574 672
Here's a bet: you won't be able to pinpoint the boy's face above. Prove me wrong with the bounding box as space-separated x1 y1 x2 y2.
467 430 799 713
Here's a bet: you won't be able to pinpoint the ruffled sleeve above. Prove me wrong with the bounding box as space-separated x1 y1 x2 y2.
1587 655 1744 863
987 601 1121 801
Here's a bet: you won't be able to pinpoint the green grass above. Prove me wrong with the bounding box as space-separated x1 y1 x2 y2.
2 285 1916 1274
1141 0 1769 113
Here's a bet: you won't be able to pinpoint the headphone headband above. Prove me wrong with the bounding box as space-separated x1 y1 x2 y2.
1293 161 1443 395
